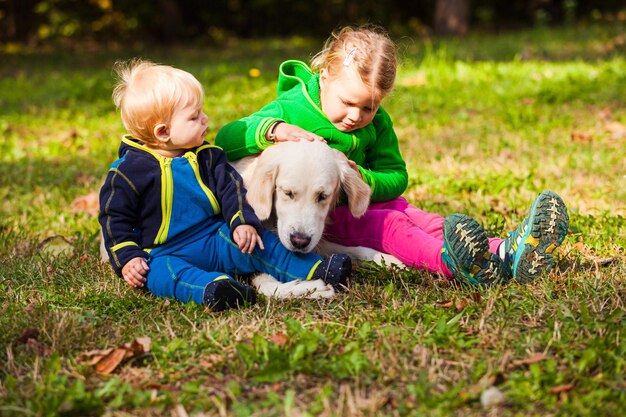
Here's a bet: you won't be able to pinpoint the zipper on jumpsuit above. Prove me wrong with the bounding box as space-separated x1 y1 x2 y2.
155 157 173 245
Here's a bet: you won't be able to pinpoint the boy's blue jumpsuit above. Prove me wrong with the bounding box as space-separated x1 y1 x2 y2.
99 136 323 305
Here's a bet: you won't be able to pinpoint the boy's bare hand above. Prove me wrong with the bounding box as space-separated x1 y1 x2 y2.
233 225 265 253
122 257 149 288
272 122 325 143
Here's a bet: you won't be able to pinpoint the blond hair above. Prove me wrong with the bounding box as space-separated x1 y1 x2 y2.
112 59 204 146
311 25 397 101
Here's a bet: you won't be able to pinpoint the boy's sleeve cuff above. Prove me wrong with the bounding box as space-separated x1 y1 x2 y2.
229 215 264 240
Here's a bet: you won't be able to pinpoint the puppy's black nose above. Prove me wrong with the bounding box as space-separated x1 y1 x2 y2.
290 232 311 249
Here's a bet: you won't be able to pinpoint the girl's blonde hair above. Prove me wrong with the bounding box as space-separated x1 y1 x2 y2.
311 25 397 101
112 59 204 146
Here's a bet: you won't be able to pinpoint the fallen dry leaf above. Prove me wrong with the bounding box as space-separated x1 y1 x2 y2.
129 336 151 355
604 121 626 139
549 384 575 394
436 299 454 308
71 191 100 217
199 353 223 369
511 352 547 366
271 332 288 347
570 131 593 143
79 336 152 375
94 348 127 375
16 328 40 344
455 298 467 311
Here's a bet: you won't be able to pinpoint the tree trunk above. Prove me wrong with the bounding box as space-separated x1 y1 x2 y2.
434 0 470 36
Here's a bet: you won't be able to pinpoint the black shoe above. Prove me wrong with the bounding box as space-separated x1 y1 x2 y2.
311 254 352 291
203 279 257 312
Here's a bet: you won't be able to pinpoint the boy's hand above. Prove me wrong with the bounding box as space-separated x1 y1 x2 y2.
122 257 149 288
271 122 325 143
233 225 265 253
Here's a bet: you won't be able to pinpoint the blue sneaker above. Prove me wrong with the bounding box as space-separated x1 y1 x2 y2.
502 191 569 283
442 214 504 286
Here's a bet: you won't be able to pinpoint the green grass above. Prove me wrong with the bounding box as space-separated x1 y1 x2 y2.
1 22 625 416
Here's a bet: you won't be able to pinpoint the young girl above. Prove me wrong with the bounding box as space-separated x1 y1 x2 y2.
99 60 352 312
215 25 570 285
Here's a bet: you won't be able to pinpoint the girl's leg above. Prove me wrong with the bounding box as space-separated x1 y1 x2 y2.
372 197 505 256
325 204 451 276
375 197 445 237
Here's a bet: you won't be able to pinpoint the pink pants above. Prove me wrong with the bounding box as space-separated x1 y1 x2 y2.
324 197 504 278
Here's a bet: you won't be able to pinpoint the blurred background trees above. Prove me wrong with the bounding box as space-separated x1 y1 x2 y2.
0 0 624 47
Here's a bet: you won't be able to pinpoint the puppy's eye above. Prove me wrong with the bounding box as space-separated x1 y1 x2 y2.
317 193 327 203
285 190 294 199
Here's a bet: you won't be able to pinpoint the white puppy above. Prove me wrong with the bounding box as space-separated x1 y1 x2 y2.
235 140 371 253
233 140 403 299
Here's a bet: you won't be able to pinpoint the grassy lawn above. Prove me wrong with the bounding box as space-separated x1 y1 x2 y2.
1 22 625 416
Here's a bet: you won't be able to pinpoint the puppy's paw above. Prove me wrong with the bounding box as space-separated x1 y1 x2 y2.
287 279 335 298
251 274 335 299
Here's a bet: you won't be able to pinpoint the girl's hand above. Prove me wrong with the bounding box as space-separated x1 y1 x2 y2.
331 148 362 177
233 225 265 253
122 257 149 288
271 122 326 143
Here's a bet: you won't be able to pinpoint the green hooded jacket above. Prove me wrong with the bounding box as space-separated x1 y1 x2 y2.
215 60 408 202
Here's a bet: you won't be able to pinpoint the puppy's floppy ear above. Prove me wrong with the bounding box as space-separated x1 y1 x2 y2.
245 149 279 220
338 159 371 218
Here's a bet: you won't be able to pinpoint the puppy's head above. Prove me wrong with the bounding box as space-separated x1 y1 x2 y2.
245 141 371 253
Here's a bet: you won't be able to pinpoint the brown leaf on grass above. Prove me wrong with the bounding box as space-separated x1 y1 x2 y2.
199 354 224 369
129 336 151 355
520 315 539 328
270 332 288 347
16 328 51 356
71 191 99 217
436 299 454 308
16 328 40 344
455 292 482 311
570 131 593 143
573 242 617 266
511 352 547 366
604 121 626 139
80 348 114 366
549 384 574 394
94 348 127 375
61 127 79 141
79 336 152 375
